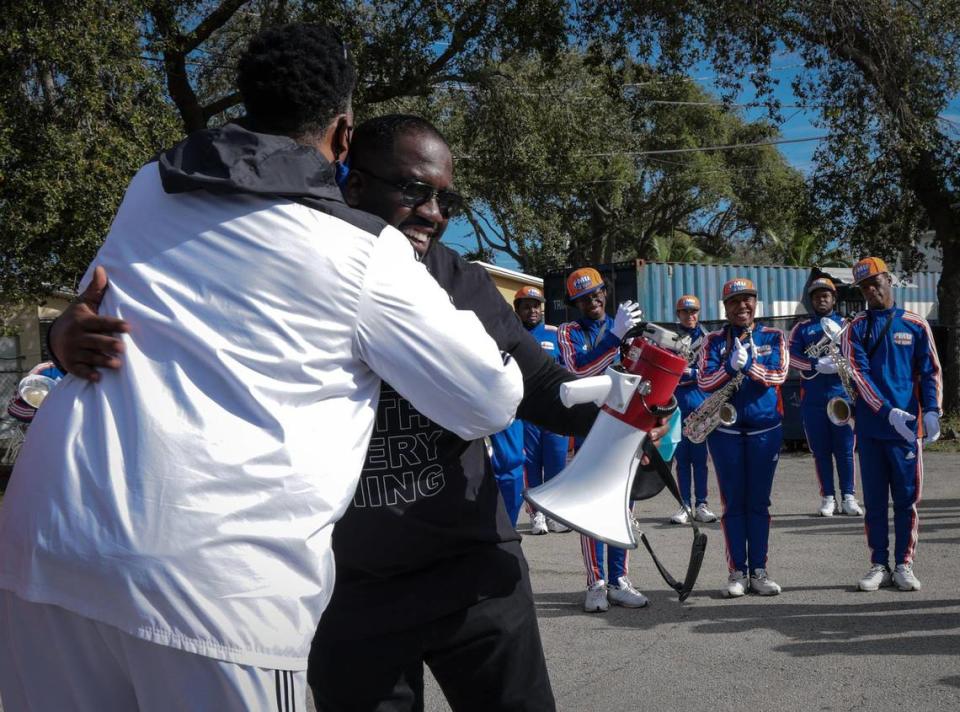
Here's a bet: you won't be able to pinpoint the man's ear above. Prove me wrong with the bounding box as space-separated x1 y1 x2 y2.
342 171 363 207
332 114 353 161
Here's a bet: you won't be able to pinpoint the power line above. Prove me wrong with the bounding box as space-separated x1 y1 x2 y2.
572 134 830 158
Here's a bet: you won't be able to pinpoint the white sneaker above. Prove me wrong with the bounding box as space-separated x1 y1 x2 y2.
725 570 749 598
750 569 782 596
818 496 836 517
583 580 609 612
693 503 718 523
893 564 922 591
546 518 571 533
608 577 649 608
530 511 548 535
858 564 892 591
670 507 690 524
841 494 864 516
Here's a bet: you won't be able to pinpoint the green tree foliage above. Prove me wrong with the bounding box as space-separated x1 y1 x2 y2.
419 52 813 274
0 1 181 304
584 0 960 409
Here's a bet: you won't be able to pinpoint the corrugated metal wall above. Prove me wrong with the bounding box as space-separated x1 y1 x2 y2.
544 261 941 327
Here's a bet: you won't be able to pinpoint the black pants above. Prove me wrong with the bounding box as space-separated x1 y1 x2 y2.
309 579 555 712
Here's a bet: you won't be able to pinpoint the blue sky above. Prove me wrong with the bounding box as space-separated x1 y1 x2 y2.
445 52 960 271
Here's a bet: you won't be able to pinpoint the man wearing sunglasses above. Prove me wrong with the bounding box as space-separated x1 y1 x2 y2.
50 113 668 710
0 26 527 710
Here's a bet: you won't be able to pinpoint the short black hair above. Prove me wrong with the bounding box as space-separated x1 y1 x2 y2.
348 114 448 169
237 23 356 137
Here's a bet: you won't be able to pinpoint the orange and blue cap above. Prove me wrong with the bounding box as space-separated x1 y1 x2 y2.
721 277 757 302
566 267 605 301
514 285 545 303
852 257 889 284
807 277 836 295
676 295 701 311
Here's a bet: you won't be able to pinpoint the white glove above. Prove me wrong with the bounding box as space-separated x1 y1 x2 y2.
815 356 838 375
888 408 917 443
612 300 643 340
728 338 749 371
922 411 941 445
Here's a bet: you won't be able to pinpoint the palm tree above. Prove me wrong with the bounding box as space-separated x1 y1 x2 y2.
648 234 707 263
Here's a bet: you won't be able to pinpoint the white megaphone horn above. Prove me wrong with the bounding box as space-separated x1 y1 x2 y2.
524 330 687 549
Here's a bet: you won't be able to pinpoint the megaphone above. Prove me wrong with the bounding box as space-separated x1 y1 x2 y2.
524 327 686 548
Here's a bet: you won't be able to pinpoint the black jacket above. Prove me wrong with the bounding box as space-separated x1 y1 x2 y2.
319 243 597 638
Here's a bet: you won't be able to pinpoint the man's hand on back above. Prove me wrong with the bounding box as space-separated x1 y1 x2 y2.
51 266 129 382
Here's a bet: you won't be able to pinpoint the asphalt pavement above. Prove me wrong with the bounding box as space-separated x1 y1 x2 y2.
2 452 957 711
417 450 960 712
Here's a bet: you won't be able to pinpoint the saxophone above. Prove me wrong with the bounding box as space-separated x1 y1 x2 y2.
682 329 752 444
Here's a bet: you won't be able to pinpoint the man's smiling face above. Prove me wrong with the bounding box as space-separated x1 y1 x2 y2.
345 131 455 257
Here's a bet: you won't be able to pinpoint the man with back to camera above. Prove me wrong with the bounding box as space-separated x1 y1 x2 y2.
788 277 863 517
842 257 941 592
669 294 718 525
558 268 651 612
514 285 572 535
51 114 673 711
0 26 525 710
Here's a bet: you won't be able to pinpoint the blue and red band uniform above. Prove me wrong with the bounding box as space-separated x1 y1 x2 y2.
787 278 856 500
698 279 787 576
674 295 710 508
841 258 942 569
557 268 631 585
511 286 569 521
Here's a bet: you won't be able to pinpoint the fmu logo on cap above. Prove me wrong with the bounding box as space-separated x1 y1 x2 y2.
722 277 757 301
852 256 889 284
566 267 605 300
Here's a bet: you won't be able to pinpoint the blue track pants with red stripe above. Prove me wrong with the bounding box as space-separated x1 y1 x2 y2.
522 421 568 514
708 426 782 574
674 435 709 506
573 436 628 585
801 405 855 498
857 435 923 567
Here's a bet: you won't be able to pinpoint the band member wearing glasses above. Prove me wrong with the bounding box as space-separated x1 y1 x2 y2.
788 278 862 517
514 286 572 535
670 295 718 525
558 268 649 612
842 257 942 593
698 278 788 598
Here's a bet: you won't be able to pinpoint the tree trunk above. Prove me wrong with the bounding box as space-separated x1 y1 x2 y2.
936 241 960 414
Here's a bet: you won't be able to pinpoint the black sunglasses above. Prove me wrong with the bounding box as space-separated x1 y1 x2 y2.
352 167 464 218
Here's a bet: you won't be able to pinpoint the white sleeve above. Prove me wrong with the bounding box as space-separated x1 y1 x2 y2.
356 227 523 440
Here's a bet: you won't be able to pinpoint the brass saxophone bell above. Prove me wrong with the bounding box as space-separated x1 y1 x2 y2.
826 396 852 426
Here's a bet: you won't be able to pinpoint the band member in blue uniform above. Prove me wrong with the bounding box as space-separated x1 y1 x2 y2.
699 278 788 598
490 420 526 527
788 278 862 517
842 257 942 592
558 267 649 612
514 286 571 535
670 295 718 525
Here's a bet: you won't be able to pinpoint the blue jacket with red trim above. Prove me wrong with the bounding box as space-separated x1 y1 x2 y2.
676 324 707 415
697 324 787 431
787 312 848 407
557 314 620 377
527 320 561 364
841 305 942 440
